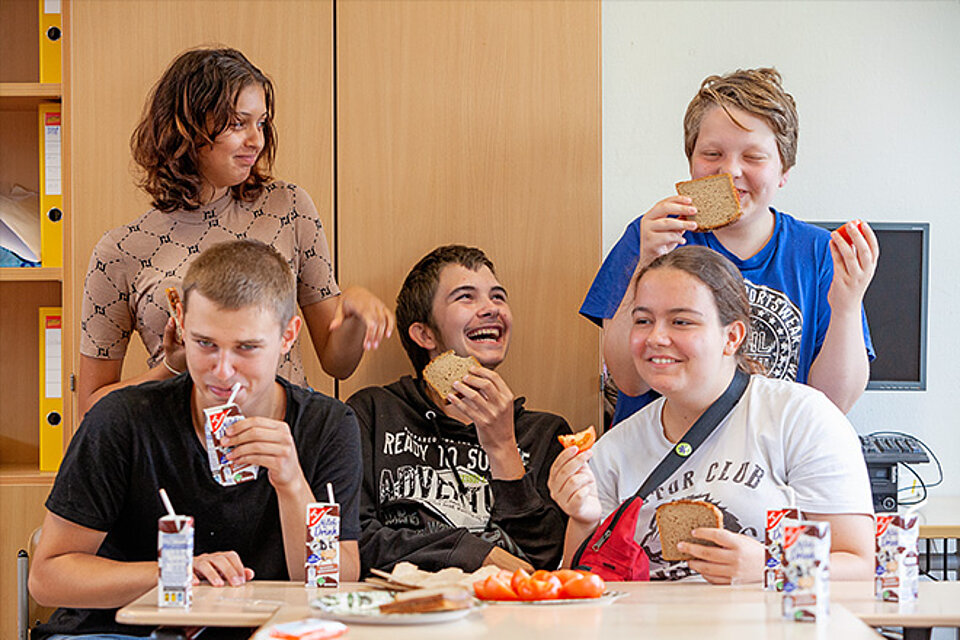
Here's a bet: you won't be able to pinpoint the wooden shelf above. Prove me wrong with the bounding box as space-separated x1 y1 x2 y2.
0 267 62 282
0 82 61 109
0 463 57 486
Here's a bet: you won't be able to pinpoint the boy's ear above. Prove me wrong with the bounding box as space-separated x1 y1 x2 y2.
407 322 438 351
280 315 302 354
779 167 791 189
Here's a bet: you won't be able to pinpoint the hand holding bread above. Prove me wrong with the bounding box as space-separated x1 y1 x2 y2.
637 196 699 268
656 499 764 584
426 351 524 480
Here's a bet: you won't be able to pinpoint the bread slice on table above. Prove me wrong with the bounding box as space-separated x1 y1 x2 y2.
422 350 480 398
378 586 473 614
675 173 742 231
656 499 724 562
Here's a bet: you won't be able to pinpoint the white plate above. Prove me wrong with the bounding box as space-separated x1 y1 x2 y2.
310 592 478 625
479 590 626 606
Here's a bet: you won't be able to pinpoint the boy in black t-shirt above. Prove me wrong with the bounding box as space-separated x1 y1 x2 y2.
30 240 362 638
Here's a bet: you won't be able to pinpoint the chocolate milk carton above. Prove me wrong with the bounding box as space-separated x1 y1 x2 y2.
158 515 194 607
202 402 258 486
875 513 919 602
782 521 830 622
764 507 800 591
305 502 340 587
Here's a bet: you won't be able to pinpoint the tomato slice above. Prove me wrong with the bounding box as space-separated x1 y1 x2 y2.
837 219 865 245
558 425 597 452
551 569 585 586
510 568 531 594
516 573 562 601
474 574 519 601
560 573 605 599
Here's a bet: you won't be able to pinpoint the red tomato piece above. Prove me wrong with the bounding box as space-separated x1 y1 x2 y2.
516 573 562 601
510 568 531 594
558 425 597 452
551 569 585 586
474 574 519 601
560 572 605 599
837 219 865 245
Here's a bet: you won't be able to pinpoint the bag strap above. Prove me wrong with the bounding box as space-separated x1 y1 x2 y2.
633 368 750 500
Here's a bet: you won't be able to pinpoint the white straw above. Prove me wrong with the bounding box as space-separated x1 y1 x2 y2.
227 382 242 405
159 488 176 517
326 482 335 504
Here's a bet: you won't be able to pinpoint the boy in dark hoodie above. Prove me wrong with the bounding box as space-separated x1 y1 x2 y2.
348 245 572 576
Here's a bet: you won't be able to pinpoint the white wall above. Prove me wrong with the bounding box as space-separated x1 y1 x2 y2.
602 0 960 496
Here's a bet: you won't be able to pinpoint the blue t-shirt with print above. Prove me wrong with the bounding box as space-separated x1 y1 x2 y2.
581 208 874 425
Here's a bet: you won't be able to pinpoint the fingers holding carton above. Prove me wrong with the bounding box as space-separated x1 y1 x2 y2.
222 416 305 491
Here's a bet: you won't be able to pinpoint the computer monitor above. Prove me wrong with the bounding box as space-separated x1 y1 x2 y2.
812 222 929 391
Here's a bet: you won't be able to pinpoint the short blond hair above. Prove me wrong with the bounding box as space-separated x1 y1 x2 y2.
683 68 799 172
182 240 294 328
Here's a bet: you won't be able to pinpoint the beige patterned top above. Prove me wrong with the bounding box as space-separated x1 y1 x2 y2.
80 181 338 385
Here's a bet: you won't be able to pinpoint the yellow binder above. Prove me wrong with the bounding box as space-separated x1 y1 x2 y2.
39 0 63 84
38 103 63 268
39 307 64 472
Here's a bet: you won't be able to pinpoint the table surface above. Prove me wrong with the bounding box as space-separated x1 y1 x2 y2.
917 496 960 539
116 579 956 639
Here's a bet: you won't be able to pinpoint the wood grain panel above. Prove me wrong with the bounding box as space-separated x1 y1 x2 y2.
337 0 601 427
67 0 334 398
0 0 40 82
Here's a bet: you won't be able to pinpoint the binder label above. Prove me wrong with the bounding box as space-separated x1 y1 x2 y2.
44 112 62 196
45 315 62 399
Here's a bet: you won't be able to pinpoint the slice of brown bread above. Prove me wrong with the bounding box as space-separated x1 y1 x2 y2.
675 173 743 231
378 586 472 614
422 350 480 398
656 499 724 562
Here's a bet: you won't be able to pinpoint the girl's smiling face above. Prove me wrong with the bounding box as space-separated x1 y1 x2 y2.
629 267 745 404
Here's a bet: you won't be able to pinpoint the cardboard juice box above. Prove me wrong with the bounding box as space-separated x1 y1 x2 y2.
158 515 193 608
764 507 799 591
875 513 919 602
306 502 340 588
203 402 258 486
782 521 830 622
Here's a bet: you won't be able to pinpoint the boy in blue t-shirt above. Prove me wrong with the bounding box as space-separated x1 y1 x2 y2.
581 68 877 425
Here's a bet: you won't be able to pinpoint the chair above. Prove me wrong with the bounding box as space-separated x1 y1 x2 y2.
17 528 54 640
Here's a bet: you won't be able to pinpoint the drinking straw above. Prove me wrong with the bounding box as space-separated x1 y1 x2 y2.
227 382 241 405
326 482 335 504
159 488 176 517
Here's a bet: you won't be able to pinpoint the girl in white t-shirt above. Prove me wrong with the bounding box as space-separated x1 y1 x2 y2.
549 246 874 582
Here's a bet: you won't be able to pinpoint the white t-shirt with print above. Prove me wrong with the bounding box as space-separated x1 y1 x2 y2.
590 375 873 581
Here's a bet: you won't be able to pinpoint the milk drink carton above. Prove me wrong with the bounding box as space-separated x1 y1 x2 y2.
158 515 194 607
875 513 919 602
764 507 800 591
202 401 258 486
306 502 340 587
782 521 830 622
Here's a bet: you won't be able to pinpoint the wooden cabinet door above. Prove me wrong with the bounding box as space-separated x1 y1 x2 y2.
337 0 601 427
67 0 335 399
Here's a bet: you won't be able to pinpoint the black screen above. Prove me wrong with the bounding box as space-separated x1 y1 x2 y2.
813 222 928 390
